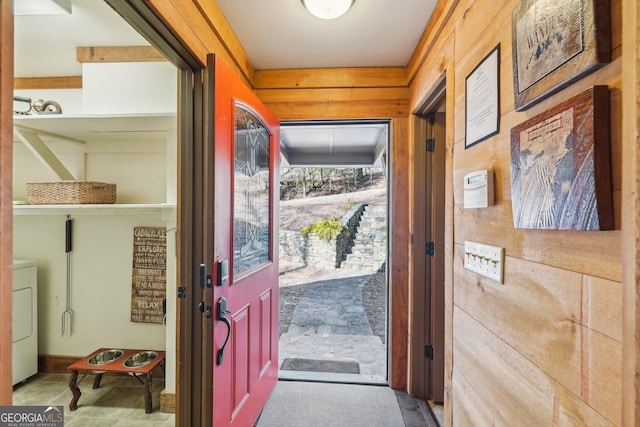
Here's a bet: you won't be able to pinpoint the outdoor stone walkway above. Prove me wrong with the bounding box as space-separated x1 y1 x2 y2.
279 270 387 380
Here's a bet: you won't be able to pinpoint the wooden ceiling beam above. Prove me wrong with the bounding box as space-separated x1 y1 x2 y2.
14 76 82 90
254 67 408 90
77 46 166 63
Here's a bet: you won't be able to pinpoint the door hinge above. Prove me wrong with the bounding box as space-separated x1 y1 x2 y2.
426 138 435 152
426 241 435 256
177 287 186 299
425 344 434 360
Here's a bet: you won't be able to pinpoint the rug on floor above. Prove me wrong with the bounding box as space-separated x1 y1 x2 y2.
280 358 360 374
255 381 404 427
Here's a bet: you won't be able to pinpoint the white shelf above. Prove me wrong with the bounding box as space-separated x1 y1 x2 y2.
13 203 176 217
13 113 177 143
13 113 177 220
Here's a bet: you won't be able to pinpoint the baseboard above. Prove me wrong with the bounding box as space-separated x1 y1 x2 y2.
160 389 175 414
38 354 165 377
39 355 79 373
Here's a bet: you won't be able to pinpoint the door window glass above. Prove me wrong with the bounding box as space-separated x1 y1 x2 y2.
233 105 271 275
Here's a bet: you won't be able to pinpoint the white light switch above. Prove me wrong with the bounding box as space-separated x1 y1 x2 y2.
464 241 504 283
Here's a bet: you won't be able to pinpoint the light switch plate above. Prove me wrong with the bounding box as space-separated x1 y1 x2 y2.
464 240 504 283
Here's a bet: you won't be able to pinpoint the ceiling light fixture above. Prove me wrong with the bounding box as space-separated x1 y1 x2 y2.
14 0 72 16
301 0 355 20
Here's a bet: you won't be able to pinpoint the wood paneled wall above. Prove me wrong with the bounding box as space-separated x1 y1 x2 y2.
254 65 413 388
146 0 254 86
27 0 628 423
252 54 413 393
409 0 624 425
254 68 410 120
621 1 640 425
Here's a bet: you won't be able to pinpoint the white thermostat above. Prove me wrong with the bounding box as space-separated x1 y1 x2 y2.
464 170 494 209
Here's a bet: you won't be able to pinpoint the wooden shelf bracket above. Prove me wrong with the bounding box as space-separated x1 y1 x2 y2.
13 124 82 180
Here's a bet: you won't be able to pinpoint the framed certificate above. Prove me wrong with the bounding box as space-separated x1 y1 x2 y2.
465 45 500 149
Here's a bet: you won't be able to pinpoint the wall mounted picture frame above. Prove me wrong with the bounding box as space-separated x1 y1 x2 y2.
510 86 613 230
511 0 610 111
465 44 500 149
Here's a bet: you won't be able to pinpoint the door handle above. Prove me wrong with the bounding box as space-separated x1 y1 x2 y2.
216 297 232 365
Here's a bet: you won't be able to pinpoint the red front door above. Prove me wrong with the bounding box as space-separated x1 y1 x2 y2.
209 55 280 427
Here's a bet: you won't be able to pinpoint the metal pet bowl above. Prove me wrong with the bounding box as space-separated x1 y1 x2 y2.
87 349 124 366
124 351 158 368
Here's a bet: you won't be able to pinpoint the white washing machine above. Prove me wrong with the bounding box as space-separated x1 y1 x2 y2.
13 260 37 385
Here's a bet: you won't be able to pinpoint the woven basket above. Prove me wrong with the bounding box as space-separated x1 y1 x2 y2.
26 181 116 205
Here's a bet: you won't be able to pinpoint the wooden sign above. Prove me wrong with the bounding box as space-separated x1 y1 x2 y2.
130 226 166 323
511 0 610 111
510 86 613 230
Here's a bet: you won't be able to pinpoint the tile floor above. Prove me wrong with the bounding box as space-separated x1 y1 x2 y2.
13 373 438 426
12 373 175 426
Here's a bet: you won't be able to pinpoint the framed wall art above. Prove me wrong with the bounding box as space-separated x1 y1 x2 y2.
511 0 610 111
510 86 613 230
465 45 500 149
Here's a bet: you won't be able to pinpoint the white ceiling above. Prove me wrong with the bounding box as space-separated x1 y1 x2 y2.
13 0 437 167
14 0 149 78
281 121 388 167
216 0 437 69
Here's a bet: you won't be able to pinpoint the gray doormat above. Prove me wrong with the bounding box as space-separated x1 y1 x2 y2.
256 381 405 427
280 358 360 374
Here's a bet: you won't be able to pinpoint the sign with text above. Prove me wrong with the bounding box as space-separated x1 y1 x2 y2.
510 86 613 230
131 226 166 324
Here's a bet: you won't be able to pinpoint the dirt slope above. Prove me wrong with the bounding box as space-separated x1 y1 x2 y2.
279 187 386 232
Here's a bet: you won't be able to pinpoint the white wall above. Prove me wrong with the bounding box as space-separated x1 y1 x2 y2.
13 140 167 203
13 135 173 356
14 214 168 355
13 60 178 394
82 62 177 114
13 62 177 116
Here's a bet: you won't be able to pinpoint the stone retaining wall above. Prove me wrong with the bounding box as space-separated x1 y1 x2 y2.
278 203 367 270
279 230 307 270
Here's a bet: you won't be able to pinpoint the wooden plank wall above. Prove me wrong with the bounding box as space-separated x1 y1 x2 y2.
409 0 623 425
146 0 254 86
255 66 413 390
0 0 13 406
255 68 412 390
254 68 409 120
621 0 640 425
23 0 625 423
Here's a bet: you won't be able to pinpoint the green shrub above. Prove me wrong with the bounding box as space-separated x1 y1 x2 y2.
300 218 342 240
345 199 357 210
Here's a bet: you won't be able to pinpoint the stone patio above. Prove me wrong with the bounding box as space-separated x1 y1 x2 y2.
278 269 387 381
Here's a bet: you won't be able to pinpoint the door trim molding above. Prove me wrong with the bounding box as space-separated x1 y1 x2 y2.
105 2 203 425
409 76 446 399
409 115 429 397
0 0 14 405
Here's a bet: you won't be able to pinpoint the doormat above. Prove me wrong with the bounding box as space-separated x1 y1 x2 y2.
280 358 360 374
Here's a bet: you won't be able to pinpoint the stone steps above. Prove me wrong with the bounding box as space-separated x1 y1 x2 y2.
340 204 387 272
278 203 386 273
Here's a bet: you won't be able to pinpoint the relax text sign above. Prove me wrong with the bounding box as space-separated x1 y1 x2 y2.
131 226 166 324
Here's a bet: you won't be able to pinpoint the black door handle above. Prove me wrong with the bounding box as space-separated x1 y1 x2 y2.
216 297 231 365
